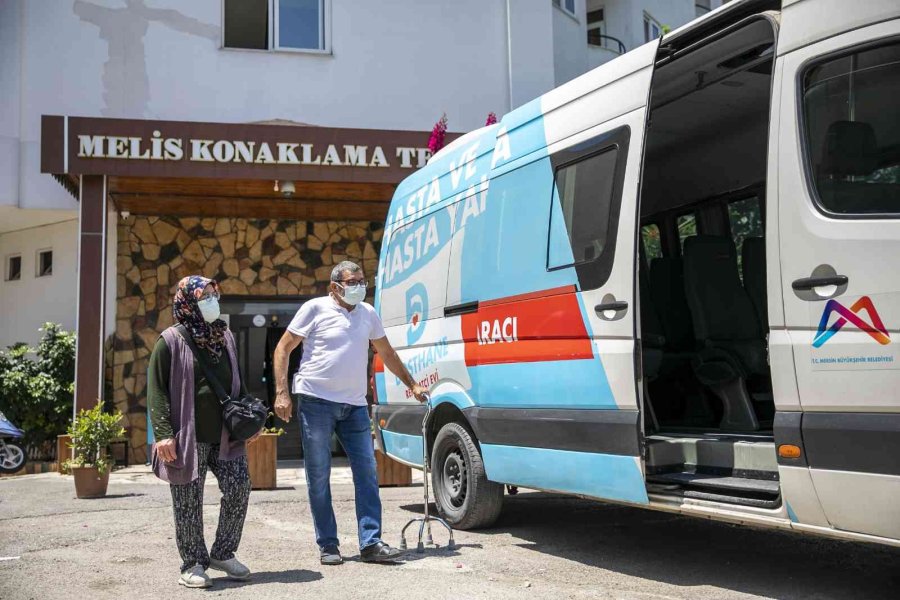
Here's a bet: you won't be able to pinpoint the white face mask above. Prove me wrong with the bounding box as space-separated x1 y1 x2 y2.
338 283 367 306
197 297 221 323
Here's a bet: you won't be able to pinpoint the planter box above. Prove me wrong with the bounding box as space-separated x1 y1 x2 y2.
375 447 412 487
57 435 72 474
247 433 278 490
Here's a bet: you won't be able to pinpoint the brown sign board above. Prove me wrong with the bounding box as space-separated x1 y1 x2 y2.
41 115 461 185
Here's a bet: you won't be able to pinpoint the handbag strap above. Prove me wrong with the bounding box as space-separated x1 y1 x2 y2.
174 324 231 405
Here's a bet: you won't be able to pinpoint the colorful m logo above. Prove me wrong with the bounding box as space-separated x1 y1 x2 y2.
812 296 891 348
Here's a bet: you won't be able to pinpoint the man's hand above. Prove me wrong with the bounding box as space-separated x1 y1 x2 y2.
274 391 293 423
156 437 177 463
411 384 429 403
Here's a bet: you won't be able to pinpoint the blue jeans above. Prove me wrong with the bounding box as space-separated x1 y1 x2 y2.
297 394 382 550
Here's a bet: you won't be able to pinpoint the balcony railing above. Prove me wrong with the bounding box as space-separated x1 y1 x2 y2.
587 32 626 55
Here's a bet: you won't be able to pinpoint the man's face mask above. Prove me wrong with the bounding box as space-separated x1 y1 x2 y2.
336 281 367 306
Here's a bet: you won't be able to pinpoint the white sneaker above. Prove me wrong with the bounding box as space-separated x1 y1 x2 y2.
179 565 212 588
209 557 251 580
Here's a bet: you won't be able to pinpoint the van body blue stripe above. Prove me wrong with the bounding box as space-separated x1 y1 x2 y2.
381 430 424 468
481 444 649 504
469 360 617 409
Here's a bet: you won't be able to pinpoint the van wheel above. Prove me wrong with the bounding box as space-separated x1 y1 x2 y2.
431 422 503 530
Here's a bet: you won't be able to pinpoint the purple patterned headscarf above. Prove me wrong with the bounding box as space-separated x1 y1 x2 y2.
173 275 226 358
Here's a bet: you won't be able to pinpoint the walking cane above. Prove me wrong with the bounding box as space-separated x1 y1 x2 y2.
399 394 455 553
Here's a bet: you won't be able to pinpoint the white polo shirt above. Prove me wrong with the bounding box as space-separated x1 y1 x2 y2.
288 295 386 406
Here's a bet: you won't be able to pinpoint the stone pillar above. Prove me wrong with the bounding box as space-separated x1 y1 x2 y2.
74 175 108 415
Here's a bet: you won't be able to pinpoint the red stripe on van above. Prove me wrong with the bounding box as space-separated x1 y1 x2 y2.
461 290 592 367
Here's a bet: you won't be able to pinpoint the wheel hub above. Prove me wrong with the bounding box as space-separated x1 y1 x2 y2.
442 451 467 507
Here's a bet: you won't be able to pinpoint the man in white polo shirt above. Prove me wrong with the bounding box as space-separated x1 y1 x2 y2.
273 260 426 565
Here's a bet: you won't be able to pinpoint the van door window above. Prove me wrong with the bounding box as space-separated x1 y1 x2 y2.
641 223 663 265
802 41 900 216
676 212 698 251
727 196 763 272
547 126 630 291
548 148 619 268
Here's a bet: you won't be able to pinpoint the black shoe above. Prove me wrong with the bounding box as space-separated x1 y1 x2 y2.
320 545 343 565
360 541 404 563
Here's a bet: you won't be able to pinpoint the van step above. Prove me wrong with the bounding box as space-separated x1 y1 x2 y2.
681 489 781 509
647 472 779 497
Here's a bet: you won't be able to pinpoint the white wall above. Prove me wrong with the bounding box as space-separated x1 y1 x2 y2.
552 0 588 87
637 0 696 45
0 1 22 209
0 219 79 349
1 0 531 214
507 0 557 109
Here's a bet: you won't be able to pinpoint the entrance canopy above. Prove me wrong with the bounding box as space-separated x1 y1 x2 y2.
41 115 450 221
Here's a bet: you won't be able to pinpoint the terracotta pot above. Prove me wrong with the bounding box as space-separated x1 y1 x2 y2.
72 466 110 499
247 433 278 490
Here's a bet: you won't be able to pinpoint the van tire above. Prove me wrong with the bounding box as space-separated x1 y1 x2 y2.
431 422 503 530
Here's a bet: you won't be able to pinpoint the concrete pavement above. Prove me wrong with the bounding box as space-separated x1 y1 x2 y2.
0 462 898 600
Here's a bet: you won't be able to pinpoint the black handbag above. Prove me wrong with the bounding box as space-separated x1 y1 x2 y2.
175 325 267 442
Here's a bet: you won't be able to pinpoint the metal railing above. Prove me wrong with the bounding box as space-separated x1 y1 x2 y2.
587 32 626 55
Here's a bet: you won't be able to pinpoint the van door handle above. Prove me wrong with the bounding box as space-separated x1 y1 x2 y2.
444 301 479 317
791 275 848 291
595 300 629 314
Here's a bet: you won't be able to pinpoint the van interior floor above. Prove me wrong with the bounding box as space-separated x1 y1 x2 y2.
644 433 780 509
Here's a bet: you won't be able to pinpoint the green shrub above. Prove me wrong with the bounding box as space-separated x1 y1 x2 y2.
65 401 125 474
0 323 76 455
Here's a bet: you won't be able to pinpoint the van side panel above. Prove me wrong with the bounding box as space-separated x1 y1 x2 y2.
376 44 657 506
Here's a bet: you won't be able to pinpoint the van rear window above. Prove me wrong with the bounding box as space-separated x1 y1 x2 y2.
802 41 900 217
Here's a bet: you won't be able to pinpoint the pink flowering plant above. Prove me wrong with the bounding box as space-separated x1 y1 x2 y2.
428 113 448 155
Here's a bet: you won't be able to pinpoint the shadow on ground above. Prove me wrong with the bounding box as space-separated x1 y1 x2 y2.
402 494 900 599
214 569 323 588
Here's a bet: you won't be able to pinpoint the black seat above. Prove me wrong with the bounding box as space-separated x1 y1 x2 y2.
816 120 895 214
741 237 767 331
639 259 664 380
683 235 766 374
682 235 766 430
646 256 717 427
649 257 695 353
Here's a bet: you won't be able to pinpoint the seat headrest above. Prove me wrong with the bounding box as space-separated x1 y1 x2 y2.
683 235 736 262
820 121 878 177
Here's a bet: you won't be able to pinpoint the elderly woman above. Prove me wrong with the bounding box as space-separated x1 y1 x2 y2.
148 275 257 588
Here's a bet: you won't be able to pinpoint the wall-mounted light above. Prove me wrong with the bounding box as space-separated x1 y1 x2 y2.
280 180 295 198
121 210 130 220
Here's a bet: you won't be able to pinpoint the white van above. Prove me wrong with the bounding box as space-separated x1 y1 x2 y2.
372 0 900 548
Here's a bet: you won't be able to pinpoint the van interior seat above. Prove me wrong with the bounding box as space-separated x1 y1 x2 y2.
682 235 766 372
649 257 696 353
741 237 767 330
639 264 664 381
682 235 768 431
816 120 896 214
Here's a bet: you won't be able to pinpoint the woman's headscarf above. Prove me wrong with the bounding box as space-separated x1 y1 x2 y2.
173 275 226 359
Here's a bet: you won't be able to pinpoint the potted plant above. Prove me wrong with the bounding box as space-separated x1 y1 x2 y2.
64 401 125 499
247 415 284 490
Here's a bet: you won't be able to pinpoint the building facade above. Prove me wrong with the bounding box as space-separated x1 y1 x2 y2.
1 0 722 462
